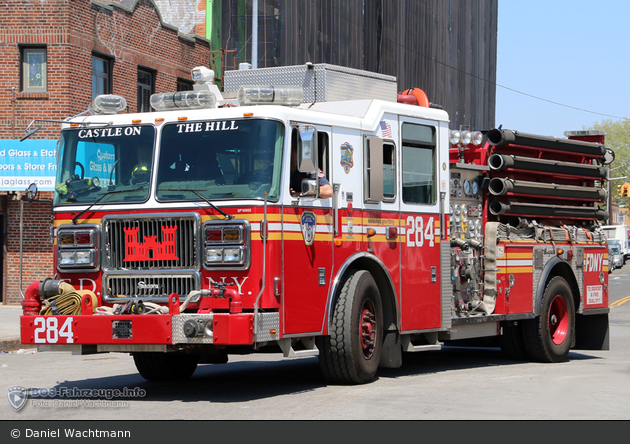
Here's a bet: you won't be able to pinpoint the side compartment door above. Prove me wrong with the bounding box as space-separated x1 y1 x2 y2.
282 125 334 335
399 120 445 331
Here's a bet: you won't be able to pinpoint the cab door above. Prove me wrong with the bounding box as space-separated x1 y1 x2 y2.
398 119 446 331
282 125 334 335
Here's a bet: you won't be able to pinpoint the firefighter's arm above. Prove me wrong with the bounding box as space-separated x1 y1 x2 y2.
317 170 333 198
319 183 333 198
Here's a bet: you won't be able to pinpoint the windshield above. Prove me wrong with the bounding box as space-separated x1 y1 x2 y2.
55 125 156 205
156 119 284 201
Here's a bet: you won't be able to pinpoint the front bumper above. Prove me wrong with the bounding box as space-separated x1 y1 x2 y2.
20 312 280 349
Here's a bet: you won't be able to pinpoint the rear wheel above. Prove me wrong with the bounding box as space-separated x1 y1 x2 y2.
523 276 575 363
317 270 383 384
132 352 200 381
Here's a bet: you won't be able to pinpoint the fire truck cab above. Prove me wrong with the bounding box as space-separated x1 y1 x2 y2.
20 64 610 385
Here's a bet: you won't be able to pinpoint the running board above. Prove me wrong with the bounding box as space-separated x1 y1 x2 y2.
401 334 442 353
277 338 319 358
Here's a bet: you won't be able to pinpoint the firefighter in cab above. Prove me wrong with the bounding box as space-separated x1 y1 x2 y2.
289 143 333 198
131 164 150 185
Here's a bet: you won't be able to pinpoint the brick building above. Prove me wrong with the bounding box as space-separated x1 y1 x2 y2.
0 0 211 304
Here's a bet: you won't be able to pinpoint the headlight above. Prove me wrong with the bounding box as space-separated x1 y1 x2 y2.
58 250 96 268
203 222 250 268
56 226 98 271
205 249 223 263
223 247 244 263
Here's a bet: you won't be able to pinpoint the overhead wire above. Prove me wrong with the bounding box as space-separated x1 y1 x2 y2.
299 0 628 121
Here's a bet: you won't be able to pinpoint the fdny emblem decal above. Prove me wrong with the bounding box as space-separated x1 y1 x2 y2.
300 211 317 246
340 142 354 174
124 226 179 261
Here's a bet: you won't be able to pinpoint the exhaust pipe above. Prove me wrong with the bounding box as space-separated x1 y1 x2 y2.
487 128 606 158
488 177 606 202
488 154 607 179
489 200 607 220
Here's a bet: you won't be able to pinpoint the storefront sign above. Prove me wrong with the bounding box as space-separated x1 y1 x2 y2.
0 140 58 191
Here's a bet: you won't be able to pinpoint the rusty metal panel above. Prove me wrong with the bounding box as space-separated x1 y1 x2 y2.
221 0 497 130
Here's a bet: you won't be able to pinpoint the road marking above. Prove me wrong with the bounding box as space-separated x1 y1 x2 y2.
610 295 630 308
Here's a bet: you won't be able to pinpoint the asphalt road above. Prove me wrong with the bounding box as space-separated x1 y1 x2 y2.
1 269 629 422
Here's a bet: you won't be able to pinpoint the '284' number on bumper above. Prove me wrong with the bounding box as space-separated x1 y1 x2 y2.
33 317 74 344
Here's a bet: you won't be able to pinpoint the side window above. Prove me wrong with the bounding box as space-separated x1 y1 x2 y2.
364 138 395 203
383 142 396 201
402 123 436 205
289 129 329 197
318 132 329 180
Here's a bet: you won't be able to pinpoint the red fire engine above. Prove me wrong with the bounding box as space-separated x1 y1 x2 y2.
19 64 610 384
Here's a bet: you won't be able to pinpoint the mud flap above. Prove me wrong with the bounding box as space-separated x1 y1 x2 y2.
574 312 609 351
379 328 402 369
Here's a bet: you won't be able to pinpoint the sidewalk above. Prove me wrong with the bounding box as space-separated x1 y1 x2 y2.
0 305 30 351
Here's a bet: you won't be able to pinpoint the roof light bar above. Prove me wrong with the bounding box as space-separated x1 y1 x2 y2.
150 90 217 111
237 86 304 106
91 95 127 115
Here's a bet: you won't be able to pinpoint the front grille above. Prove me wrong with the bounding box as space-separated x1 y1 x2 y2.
103 215 198 270
103 274 199 301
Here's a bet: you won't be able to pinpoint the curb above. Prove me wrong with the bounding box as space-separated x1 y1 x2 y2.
0 338 36 352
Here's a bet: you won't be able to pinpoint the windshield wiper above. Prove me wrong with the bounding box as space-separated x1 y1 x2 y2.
159 189 233 220
71 189 138 224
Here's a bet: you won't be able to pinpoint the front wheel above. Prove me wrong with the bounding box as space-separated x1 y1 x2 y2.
523 276 575 363
317 270 383 385
132 352 200 381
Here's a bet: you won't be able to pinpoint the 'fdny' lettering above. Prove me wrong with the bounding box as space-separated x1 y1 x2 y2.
584 253 603 272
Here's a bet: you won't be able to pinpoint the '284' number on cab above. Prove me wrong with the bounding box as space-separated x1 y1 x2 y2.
406 216 435 248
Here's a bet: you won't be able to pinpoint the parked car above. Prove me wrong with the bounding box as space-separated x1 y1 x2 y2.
608 241 623 272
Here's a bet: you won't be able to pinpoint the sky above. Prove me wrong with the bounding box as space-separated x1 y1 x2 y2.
495 0 630 138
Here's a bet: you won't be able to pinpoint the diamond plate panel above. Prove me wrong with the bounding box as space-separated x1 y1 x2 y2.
255 312 280 342
171 313 280 344
172 314 214 344
224 64 397 103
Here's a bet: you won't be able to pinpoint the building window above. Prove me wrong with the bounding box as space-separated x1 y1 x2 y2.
138 68 155 112
21 47 47 93
177 78 194 91
92 55 112 99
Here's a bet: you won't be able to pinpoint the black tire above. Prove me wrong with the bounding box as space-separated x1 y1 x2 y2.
523 276 575 363
317 270 383 385
132 352 200 381
499 322 528 361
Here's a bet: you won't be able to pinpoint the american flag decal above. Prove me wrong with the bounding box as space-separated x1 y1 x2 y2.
380 121 392 138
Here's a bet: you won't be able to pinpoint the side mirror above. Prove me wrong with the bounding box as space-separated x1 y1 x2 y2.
301 179 318 197
23 183 38 202
297 126 318 173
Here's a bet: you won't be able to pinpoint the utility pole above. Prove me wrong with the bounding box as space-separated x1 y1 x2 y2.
252 0 258 69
